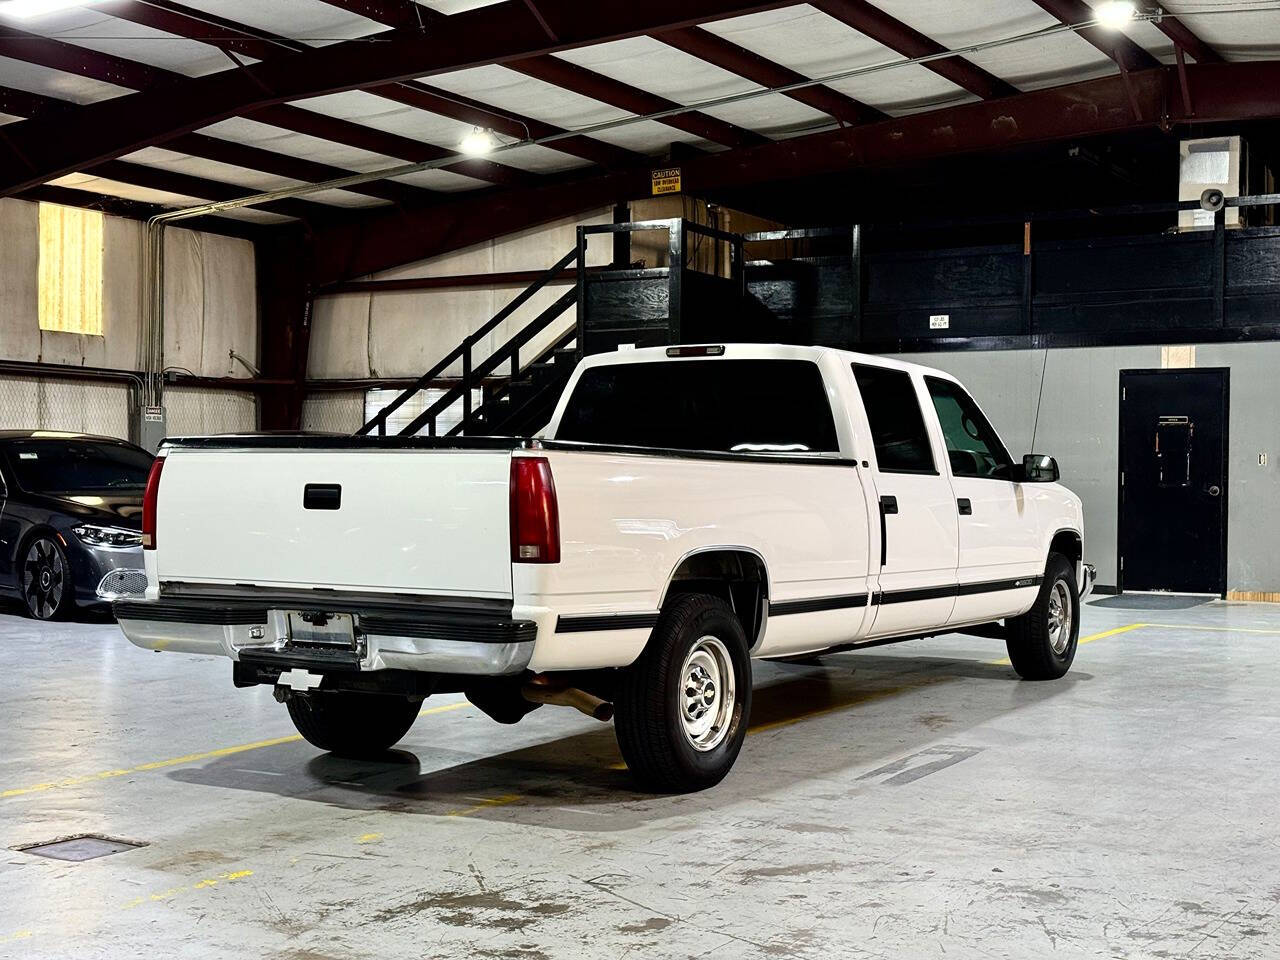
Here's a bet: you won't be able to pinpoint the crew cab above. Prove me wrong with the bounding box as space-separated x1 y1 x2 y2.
114 345 1093 792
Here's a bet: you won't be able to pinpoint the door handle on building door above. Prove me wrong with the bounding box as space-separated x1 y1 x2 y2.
957 498 972 515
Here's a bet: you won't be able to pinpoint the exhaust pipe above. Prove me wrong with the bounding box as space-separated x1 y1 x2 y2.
522 679 613 722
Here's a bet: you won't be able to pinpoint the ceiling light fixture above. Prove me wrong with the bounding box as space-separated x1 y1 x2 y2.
459 127 496 157
0 0 106 18
1093 0 1137 30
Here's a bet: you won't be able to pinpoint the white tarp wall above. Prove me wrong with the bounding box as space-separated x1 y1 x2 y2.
307 208 615 382
0 196 259 436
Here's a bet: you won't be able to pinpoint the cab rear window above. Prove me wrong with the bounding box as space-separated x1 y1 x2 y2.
555 359 839 454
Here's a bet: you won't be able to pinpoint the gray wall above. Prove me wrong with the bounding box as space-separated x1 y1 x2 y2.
890 343 1280 593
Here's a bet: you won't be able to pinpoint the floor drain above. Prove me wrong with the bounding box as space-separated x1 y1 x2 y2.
16 834 146 862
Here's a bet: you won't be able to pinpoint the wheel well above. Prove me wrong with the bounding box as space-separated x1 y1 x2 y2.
663 550 768 648
1050 530 1082 571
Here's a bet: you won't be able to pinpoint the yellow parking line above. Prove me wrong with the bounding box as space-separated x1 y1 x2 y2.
445 793 521 817
990 622 1148 666
1138 622 1280 635
0 700 469 801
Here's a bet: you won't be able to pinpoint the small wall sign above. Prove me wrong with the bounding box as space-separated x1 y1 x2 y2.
651 167 682 196
929 314 950 330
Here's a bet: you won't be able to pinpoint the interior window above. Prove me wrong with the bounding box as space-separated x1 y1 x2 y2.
1155 417 1192 488
852 364 936 474
925 377 1013 479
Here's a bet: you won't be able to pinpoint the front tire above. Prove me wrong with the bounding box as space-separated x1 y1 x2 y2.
1005 552 1079 680
614 594 752 793
20 535 73 621
286 692 421 758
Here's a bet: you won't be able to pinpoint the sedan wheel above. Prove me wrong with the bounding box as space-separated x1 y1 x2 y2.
22 537 70 621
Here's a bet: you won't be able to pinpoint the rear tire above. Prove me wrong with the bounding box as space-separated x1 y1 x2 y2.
286 692 420 758
1005 552 1079 680
614 594 751 793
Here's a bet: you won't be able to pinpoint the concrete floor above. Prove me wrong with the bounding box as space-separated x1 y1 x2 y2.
1 600 1278 960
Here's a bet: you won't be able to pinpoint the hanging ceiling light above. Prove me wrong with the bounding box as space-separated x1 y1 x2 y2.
0 0 105 18
459 127 497 157
1093 0 1137 30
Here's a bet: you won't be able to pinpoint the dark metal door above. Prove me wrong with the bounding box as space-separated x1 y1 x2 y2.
1119 369 1228 595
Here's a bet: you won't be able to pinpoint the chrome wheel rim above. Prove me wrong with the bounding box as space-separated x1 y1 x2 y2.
22 538 65 620
679 636 735 752
1046 578 1073 655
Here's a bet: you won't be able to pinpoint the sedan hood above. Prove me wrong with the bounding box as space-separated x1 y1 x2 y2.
29 492 144 529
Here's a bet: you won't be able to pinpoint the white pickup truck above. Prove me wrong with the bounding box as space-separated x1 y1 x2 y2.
115 344 1093 792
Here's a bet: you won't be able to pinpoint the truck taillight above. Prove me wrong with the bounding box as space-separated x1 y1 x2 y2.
141 456 165 550
510 456 560 564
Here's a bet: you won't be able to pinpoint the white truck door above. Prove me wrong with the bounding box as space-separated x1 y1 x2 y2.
922 375 1044 625
849 363 958 638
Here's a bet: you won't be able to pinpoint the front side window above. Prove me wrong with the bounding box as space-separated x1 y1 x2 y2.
5 440 153 495
555 359 839 454
852 364 935 474
925 377 1013 479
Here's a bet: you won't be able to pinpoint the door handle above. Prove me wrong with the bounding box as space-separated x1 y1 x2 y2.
957 498 972 515
878 495 897 566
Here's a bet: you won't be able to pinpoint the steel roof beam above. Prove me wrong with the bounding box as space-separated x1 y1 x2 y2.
654 26 884 126
810 0 1019 100
0 0 795 196
1029 0 1161 73
509 55 769 149
314 0 434 31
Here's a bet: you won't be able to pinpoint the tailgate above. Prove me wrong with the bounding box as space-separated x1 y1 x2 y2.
155 446 514 599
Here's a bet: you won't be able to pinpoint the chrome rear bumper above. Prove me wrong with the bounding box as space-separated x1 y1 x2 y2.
114 594 536 676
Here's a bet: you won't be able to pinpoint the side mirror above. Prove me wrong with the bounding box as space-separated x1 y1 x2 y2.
1020 453 1060 483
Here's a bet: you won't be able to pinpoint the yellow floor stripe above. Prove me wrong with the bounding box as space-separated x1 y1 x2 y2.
990 622 1147 666
1137 622 1280 635
0 700 469 801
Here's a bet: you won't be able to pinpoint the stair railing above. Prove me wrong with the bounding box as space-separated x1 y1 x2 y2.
356 246 579 437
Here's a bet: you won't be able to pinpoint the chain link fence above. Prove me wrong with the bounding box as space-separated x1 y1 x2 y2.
164 386 259 436
0 373 133 439
301 390 366 435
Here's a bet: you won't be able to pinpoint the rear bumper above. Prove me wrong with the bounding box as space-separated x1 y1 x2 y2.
114 592 537 676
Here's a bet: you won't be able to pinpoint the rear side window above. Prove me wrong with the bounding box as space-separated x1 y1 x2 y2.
555 359 839 454
852 364 936 474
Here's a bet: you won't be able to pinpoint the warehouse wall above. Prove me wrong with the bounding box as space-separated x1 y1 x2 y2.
892 342 1280 594
308 208 616 381
0 197 260 437
0 198 258 376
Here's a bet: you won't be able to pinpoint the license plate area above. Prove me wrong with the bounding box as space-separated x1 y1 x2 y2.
273 610 357 650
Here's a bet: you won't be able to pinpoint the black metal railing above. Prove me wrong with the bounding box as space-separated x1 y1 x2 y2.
357 246 579 437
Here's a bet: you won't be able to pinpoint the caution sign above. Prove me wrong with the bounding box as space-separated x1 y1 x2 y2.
651 166 682 196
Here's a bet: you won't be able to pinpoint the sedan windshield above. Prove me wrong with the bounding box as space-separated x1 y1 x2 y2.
6 440 153 495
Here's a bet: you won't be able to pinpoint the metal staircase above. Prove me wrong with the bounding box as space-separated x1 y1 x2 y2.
357 247 581 438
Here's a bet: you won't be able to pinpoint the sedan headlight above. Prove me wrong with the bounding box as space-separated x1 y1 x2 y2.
72 524 143 548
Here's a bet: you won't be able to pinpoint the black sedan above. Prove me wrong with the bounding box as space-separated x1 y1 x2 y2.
0 431 153 620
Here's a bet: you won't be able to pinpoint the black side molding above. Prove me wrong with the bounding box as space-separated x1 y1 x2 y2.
555 612 660 633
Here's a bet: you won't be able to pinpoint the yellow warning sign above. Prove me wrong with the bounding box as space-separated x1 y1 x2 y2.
651 166 682 196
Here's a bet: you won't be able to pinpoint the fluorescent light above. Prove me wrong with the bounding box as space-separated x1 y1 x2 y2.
459 127 496 157
1094 0 1137 30
0 0 105 18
